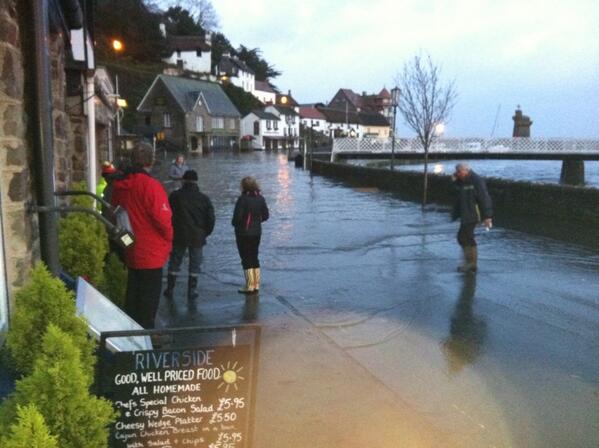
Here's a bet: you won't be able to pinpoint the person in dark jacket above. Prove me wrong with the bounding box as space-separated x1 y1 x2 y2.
452 163 493 273
232 176 269 294
111 143 173 328
164 170 215 301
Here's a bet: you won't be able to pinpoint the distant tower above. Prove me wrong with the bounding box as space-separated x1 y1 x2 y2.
512 106 532 137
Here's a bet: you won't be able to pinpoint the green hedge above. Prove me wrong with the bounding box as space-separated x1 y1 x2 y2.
6 263 95 376
0 325 116 448
58 181 109 287
1 404 58 448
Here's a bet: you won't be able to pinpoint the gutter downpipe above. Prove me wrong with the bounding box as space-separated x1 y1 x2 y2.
31 0 60 274
82 0 96 195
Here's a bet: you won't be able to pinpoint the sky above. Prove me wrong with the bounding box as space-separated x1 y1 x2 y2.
213 0 599 138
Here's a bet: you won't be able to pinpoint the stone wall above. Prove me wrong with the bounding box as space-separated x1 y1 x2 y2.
311 160 599 248
0 0 38 291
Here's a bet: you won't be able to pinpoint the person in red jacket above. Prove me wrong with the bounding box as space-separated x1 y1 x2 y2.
111 142 173 328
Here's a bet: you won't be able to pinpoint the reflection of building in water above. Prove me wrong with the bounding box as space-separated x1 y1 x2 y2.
443 276 487 374
272 154 294 245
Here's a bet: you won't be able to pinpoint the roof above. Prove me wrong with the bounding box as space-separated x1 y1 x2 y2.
139 75 240 117
339 89 364 109
329 88 391 112
276 93 299 107
270 105 299 116
317 107 389 126
166 35 211 53
254 80 276 93
299 106 326 120
248 109 280 120
217 55 255 76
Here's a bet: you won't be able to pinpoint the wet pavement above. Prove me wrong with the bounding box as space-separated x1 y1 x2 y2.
156 151 599 448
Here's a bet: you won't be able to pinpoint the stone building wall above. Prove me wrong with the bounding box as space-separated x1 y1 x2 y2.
0 0 38 293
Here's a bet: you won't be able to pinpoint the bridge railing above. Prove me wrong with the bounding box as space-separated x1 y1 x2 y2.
331 137 599 160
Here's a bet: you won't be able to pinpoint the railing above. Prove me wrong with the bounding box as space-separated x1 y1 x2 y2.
331 137 599 161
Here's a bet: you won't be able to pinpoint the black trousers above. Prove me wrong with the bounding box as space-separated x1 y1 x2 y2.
457 222 477 247
235 234 261 269
125 268 163 329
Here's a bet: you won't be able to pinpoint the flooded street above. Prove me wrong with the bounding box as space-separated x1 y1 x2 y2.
159 151 599 447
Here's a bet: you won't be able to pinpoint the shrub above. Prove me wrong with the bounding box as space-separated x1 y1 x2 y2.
1 404 58 448
59 181 109 287
100 252 128 308
6 263 95 376
0 325 116 448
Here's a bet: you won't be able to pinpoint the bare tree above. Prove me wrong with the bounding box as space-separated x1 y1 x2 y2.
395 54 457 207
151 0 220 31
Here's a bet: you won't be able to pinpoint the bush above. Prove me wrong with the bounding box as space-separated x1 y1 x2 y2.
100 252 128 308
0 325 116 448
1 404 58 448
6 263 95 376
59 181 109 286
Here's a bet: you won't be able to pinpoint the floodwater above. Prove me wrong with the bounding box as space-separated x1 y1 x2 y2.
160 151 599 447
390 159 599 186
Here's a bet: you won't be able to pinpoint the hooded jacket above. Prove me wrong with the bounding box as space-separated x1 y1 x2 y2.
111 167 173 269
232 191 269 237
169 182 215 247
452 170 493 224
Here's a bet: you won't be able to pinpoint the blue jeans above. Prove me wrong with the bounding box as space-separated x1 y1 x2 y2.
168 245 203 277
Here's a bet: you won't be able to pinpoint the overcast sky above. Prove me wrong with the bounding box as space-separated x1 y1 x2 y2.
214 0 599 138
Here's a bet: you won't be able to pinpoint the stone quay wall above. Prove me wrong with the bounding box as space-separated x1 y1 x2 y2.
311 160 599 247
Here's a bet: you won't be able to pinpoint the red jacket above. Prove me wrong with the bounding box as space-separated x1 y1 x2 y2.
112 169 173 269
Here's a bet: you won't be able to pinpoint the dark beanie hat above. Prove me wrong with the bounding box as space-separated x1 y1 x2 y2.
182 169 198 182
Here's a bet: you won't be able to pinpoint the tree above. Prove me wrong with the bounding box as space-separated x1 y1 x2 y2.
155 0 219 31
1 405 58 448
395 54 457 206
0 325 116 448
222 83 264 117
211 32 235 71
236 45 281 81
163 6 204 35
94 0 166 62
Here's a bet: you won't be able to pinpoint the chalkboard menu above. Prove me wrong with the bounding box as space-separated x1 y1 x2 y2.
100 327 260 448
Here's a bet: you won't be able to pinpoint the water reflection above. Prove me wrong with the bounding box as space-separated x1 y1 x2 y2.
443 275 487 374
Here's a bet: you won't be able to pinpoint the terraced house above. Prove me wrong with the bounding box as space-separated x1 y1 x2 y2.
138 75 241 153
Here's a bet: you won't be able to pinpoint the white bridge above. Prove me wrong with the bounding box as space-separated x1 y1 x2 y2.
331 137 599 161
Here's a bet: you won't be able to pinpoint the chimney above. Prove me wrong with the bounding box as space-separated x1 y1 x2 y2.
159 23 166 37
287 89 291 96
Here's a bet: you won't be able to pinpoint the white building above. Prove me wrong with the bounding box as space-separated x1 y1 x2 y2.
240 110 283 150
162 30 212 74
216 54 255 94
265 105 300 149
299 106 329 134
253 80 276 104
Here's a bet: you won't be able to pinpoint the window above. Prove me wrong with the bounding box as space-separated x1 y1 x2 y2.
163 112 172 128
212 117 224 129
196 49 202 57
228 118 236 130
253 121 260 135
266 120 272 130
196 116 203 132
273 120 278 130
145 115 151 126
176 50 181 58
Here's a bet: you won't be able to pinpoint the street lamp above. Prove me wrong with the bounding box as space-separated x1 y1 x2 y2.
390 86 401 170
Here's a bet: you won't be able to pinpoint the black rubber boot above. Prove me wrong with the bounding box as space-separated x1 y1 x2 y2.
163 274 176 299
188 276 199 301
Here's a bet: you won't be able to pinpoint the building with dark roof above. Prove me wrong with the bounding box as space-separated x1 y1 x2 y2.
161 28 212 74
138 75 241 153
254 80 277 104
216 54 256 94
328 87 393 122
316 106 390 139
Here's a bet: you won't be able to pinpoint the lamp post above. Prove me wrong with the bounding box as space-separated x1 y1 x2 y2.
390 87 401 170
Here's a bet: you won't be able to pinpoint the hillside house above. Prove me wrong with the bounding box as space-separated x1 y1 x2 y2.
161 26 212 74
216 54 255 94
138 75 240 153
253 80 276 104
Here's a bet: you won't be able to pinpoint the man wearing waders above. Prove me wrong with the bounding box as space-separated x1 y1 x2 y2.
452 163 493 273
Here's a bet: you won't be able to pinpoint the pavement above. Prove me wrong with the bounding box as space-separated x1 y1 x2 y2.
155 273 456 448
